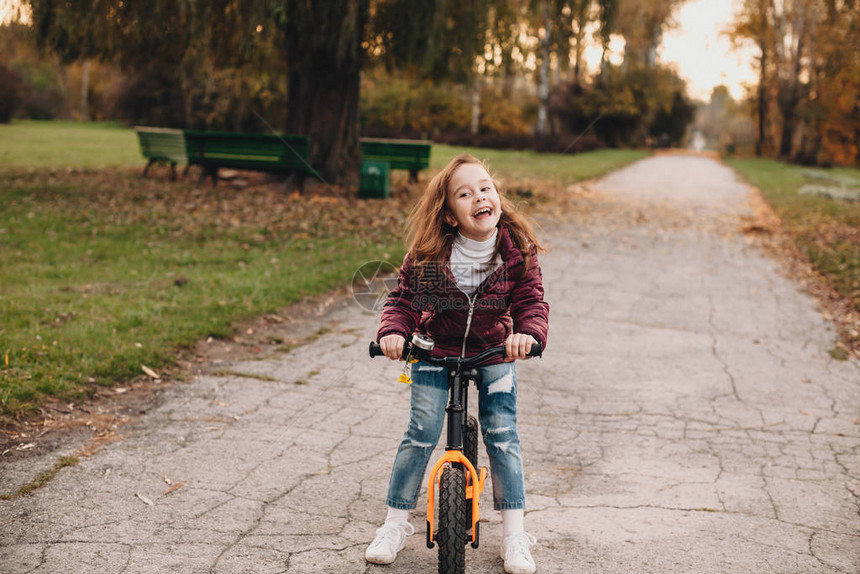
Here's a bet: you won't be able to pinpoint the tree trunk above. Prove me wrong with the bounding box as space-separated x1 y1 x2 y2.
470 78 481 135
779 94 798 159
233 69 248 132
778 0 808 160
283 0 367 189
284 0 362 190
572 0 587 88
286 64 361 188
80 58 89 121
756 49 767 156
536 4 551 136
755 0 769 157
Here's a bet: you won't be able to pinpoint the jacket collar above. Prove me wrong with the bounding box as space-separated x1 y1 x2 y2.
496 225 524 268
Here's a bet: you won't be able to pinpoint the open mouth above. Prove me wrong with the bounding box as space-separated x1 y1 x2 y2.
473 207 492 219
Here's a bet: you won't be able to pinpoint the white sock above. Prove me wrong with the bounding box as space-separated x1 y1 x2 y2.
385 506 410 525
501 509 524 537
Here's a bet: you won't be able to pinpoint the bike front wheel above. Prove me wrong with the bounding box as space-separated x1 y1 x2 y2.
437 466 467 574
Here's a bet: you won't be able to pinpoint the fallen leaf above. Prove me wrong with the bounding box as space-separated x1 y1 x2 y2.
141 365 159 379
164 481 185 496
162 474 172 486
114 388 128 394
17 443 36 451
135 492 154 506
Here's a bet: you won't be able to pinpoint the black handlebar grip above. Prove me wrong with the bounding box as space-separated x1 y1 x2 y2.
369 341 411 359
528 342 543 358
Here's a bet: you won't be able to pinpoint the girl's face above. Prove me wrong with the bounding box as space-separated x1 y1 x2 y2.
445 163 502 242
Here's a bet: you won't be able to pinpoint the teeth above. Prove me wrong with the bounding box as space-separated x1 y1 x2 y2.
474 208 491 217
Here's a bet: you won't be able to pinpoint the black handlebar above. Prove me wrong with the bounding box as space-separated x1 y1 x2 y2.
368 340 542 365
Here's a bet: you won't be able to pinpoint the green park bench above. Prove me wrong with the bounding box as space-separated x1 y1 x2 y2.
360 137 432 183
183 130 312 186
134 126 187 180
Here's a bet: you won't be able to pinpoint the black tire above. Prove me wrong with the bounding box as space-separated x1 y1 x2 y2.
464 415 479 470
463 415 479 531
438 466 467 574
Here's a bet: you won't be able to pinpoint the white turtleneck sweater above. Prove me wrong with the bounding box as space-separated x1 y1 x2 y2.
449 229 501 296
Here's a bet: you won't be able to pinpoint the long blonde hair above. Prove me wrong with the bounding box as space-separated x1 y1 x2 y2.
405 154 544 276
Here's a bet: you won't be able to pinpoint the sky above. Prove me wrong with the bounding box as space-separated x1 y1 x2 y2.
659 0 758 101
1 0 757 102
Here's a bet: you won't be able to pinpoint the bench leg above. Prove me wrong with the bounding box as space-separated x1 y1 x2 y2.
409 169 419 184
196 166 219 187
169 161 177 181
143 159 155 178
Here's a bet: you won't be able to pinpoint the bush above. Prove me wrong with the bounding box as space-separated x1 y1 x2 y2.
21 83 64 120
0 62 24 123
479 85 535 136
361 72 471 137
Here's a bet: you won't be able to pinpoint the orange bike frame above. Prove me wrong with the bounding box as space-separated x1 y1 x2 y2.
425 450 488 545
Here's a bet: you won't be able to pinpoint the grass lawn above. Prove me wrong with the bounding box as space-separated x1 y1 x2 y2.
0 120 142 169
0 170 408 416
726 157 859 340
0 121 646 417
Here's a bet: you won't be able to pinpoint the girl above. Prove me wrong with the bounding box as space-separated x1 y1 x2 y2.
365 154 549 574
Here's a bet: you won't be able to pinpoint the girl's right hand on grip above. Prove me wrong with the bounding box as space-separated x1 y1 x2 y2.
379 334 406 361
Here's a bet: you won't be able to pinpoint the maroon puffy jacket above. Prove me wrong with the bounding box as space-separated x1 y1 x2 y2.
377 225 549 363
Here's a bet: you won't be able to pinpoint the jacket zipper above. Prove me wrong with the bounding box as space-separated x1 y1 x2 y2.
460 295 476 358
449 249 510 358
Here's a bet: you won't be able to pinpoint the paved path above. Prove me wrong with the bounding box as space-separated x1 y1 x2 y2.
2 155 858 573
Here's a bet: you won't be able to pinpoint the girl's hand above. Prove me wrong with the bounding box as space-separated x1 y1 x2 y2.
380 334 406 361
505 333 538 362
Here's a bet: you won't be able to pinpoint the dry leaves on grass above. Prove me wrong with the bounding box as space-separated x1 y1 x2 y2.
2 168 417 248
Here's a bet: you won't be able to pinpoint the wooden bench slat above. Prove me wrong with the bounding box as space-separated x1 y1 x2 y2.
360 138 431 181
134 126 187 179
183 130 313 186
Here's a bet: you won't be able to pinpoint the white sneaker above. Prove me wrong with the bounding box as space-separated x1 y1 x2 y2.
501 532 537 574
365 520 415 564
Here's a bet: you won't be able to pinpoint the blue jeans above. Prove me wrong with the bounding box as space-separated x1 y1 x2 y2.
385 361 526 511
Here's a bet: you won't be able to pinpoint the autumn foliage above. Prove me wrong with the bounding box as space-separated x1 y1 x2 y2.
729 0 860 166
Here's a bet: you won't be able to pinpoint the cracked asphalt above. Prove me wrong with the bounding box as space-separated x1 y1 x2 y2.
2 154 859 573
